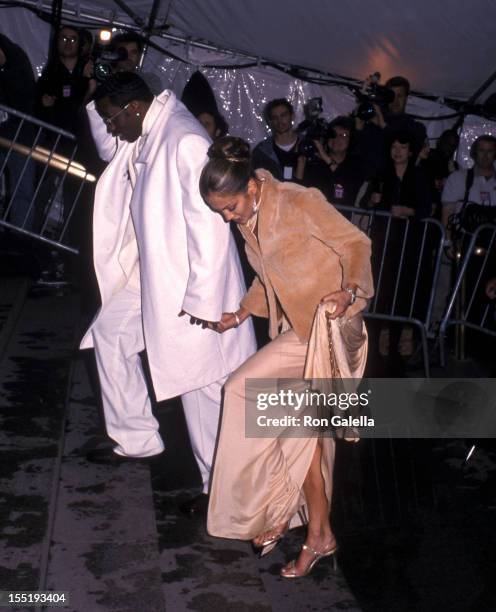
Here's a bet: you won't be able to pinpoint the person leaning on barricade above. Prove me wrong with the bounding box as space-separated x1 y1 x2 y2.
440 135 496 359
198 136 373 578
442 134 496 253
366 131 432 361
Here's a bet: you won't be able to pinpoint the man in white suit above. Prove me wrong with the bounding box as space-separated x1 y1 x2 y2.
81 73 256 512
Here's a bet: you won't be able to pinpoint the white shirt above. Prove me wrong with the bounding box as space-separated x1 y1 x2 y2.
442 168 496 212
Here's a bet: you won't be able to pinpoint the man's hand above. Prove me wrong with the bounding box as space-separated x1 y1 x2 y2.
178 310 214 329
320 290 353 319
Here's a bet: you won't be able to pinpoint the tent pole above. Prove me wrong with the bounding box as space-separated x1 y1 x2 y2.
140 0 162 68
109 0 145 29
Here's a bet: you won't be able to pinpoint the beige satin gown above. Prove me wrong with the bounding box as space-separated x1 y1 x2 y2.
207 215 368 541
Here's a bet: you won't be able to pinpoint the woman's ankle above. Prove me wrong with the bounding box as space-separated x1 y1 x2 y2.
306 525 334 543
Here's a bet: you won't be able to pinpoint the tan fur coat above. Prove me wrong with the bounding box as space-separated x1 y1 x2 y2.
239 170 374 342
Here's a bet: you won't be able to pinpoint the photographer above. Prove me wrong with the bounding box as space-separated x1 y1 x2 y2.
294 116 366 207
105 32 163 95
353 74 427 178
382 76 427 157
442 135 496 241
84 32 163 96
252 98 299 181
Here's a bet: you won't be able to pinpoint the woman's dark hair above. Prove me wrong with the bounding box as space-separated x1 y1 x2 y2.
200 136 256 198
382 131 418 209
196 110 229 139
388 130 414 150
94 72 153 107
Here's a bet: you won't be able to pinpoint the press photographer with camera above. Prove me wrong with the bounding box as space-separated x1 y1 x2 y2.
85 32 163 97
353 74 427 178
252 98 300 181
442 134 496 248
294 114 366 207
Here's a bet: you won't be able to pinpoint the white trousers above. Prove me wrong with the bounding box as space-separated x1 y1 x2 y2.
91 285 223 490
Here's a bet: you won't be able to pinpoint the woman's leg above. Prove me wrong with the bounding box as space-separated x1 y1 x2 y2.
207 330 310 541
281 439 336 576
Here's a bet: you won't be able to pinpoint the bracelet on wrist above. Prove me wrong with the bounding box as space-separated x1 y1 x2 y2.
344 287 357 305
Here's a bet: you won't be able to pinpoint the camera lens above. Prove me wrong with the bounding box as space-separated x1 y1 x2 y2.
357 102 376 122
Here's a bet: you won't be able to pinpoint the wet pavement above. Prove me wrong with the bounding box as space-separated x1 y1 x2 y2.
1 263 496 611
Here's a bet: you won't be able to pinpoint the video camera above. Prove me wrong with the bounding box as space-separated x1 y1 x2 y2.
355 72 395 122
92 46 128 82
296 97 336 163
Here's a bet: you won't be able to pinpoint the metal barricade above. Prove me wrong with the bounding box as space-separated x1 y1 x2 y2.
335 205 446 376
439 224 496 366
0 103 96 255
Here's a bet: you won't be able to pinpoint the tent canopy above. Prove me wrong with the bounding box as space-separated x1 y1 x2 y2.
31 0 496 101
2 0 496 166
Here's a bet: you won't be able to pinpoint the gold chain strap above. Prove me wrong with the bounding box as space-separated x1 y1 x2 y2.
325 310 342 381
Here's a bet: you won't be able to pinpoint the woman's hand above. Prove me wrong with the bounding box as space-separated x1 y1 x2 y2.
320 290 354 319
213 307 250 333
213 312 240 333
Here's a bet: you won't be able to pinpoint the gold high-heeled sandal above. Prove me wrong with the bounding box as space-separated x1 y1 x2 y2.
280 543 338 578
253 524 289 558
253 508 309 558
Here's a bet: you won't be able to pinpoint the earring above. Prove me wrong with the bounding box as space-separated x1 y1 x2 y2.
136 112 141 117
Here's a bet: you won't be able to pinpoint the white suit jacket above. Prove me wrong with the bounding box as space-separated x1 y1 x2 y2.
81 91 256 400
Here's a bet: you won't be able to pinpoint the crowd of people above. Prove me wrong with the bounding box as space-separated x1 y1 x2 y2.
2 23 496 579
